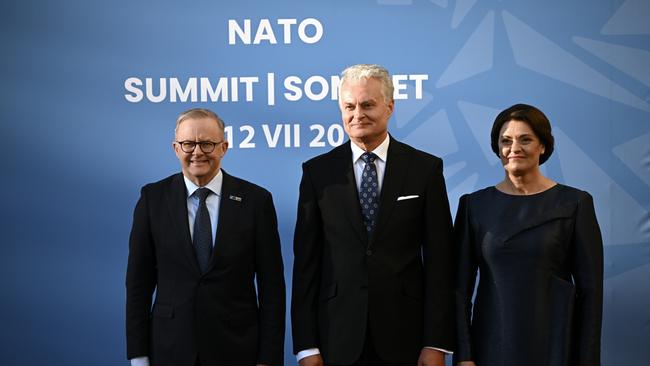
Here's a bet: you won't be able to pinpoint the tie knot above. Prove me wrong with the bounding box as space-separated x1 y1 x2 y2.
195 187 211 202
361 152 377 164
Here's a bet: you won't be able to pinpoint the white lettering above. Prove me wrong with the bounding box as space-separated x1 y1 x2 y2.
170 78 197 102
230 77 238 102
298 18 323 44
283 76 302 101
228 19 251 45
330 75 341 100
304 76 329 101
124 77 143 102
277 18 297 44
293 124 301 147
267 73 275 106
239 125 256 148
145 78 166 103
392 74 429 100
239 76 259 101
228 18 323 45
200 77 229 102
393 75 408 100
254 19 277 44
262 124 283 148
409 74 428 99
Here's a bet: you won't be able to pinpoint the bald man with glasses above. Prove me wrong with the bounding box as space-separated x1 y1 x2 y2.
126 108 285 366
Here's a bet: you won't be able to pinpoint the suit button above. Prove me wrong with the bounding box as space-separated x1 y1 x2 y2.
366 249 372 256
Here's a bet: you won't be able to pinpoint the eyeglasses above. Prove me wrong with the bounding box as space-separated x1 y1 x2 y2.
175 140 224 153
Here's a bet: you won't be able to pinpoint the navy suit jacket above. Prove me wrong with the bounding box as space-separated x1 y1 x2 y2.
126 171 285 366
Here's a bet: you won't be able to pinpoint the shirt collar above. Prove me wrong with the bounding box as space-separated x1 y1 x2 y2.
350 134 390 163
183 170 223 198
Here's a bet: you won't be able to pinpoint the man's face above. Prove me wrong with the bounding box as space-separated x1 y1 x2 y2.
339 77 394 148
173 117 228 186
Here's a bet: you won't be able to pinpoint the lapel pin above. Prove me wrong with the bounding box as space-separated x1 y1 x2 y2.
229 195 242 202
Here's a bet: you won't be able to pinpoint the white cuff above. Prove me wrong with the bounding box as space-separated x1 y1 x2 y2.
425 346 453 355
130 356 150 366
296 348 320 362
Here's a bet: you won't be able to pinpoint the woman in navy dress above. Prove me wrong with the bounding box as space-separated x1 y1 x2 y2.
454 104 603 366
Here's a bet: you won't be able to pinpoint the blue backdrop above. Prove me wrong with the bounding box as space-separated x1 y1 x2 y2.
2 0 649 365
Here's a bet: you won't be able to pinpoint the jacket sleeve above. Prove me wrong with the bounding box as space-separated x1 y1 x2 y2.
572 192 604 366
254 190 286 366
290 162 324 354
422 158 456 351
125 187 157 360
453 194 478 362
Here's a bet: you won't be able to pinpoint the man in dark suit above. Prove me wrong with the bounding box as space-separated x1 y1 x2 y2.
126 108 285 366
291 64 455 366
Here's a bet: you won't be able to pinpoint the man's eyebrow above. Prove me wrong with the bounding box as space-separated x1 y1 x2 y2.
341 97 378 106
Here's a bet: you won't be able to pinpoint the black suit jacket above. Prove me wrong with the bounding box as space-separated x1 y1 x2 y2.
291 137 455 364
126 171 285 366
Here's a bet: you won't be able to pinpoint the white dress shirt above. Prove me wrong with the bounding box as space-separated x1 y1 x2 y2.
350 135 389 192
130 171 223 366
184 171 223 244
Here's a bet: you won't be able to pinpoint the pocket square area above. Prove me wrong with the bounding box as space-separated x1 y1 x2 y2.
397 195 419 201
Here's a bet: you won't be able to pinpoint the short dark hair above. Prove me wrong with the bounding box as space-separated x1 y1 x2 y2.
490 103 555 165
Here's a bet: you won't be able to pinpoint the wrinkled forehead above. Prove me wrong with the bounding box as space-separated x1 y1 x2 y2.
339 78 384 103
175 117 223 138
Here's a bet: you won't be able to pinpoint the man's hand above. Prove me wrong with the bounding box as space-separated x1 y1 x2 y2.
417 348 445 366
299 354 324 366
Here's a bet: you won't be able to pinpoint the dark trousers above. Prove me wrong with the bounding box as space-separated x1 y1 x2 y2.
326 327 415 366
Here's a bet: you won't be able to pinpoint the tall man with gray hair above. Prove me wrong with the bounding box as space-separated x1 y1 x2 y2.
291 64 455 366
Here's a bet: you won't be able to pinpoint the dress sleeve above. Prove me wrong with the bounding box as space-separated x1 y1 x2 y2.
571 192 604 366
454 194 478 362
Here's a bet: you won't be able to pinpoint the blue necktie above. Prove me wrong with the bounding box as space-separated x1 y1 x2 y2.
193 188 213 273
360 152 380 236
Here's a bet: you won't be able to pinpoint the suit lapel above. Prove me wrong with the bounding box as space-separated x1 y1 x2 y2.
373 137 410 243
165 173 202 276
208 170 242 271
331 142 367 245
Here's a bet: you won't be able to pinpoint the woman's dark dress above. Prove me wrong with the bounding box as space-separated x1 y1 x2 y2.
454 184 603 366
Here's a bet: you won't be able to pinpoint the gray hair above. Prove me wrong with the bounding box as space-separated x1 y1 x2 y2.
339 64 394 103
175 108 225 134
